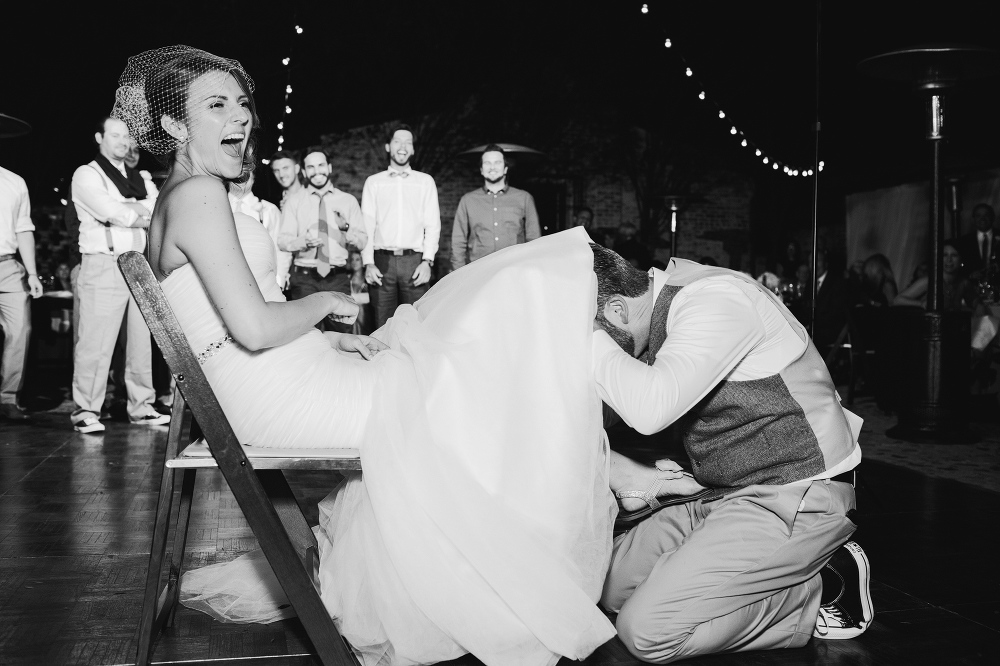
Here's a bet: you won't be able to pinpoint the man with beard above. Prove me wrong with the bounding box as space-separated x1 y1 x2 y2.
361 124 441 327
450 144 539 270
278 148 367 331
270 150 303 210
69 117 166 433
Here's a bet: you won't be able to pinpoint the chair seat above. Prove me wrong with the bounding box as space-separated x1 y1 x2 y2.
167 439 362 471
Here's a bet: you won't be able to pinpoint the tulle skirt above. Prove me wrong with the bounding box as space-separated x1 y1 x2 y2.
180 228 618 665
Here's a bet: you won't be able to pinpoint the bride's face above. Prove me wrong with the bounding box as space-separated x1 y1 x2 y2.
179 71 252 180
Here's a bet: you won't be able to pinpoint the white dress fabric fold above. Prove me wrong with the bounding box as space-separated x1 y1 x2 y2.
174 219 617 665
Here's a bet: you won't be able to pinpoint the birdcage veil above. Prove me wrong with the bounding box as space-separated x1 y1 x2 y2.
111 45 256 157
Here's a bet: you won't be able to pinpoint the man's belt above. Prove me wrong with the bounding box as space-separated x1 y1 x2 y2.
292 264 347 275
0 254 15 263
374 248 419 256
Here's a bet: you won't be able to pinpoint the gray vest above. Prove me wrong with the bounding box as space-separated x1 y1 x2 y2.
647 260 856 499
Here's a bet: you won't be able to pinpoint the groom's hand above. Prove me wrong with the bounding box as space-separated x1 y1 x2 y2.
365 264 383 286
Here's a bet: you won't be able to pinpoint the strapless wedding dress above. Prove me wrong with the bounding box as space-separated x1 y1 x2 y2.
171 218 617 666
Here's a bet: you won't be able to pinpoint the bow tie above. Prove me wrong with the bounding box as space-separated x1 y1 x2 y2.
389 170 410 178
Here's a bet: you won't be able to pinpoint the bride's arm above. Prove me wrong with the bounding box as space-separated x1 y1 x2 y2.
167 176 354 351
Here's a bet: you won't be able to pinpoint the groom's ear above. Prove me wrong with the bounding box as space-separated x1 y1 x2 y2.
603 295 629 327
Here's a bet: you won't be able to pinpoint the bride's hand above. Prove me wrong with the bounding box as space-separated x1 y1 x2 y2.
324 332 389 360
326 292 360 325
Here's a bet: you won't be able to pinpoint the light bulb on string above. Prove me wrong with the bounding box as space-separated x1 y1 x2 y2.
664 38 671 48
698 91 705 100
59 198 67 205
730 126 737 135
762 157 769 164
718 110 725 119
285 105 292 114
741 139 748 147
295 25 303 34
641 3 648 13
755 149 762 157
819 161 825 171
685 67 693 77
278 136 284 144
286 85 293 94
282 57 290 66
277 121 284 130
772 163 779 170
262 159 270 165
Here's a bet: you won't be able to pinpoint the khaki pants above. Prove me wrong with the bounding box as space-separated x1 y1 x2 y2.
0 259 30 405
602 480 857 663
71 253 154 421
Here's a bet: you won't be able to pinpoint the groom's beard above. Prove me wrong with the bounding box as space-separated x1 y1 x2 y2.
595 314 635 356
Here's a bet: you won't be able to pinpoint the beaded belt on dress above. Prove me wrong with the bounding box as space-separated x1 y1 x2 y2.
197 335 234 364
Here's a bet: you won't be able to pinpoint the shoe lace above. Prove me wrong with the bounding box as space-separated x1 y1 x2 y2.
817 603 849 634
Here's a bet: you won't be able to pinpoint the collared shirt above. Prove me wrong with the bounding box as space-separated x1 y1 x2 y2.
978 229 994 263
451 184 540 268
360 166 440 265
230 190 292 289
0 166 33 256
71 160 157 255
591 264 862 481
277 184 367 268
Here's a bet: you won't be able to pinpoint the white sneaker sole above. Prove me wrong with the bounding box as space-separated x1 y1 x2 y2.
74 423 105 434
844 541 874 628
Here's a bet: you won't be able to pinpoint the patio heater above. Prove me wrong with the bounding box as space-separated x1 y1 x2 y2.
859 45 999 443
0 113 31 139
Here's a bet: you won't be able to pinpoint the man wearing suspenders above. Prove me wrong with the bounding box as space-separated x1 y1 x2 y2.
69 116 167 434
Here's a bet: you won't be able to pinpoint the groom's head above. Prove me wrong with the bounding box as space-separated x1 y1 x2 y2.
591 243 654 357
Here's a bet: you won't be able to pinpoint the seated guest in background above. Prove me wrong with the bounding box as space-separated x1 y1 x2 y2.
894 241 983 313
0 165 44 422
772 239 802 281
858 254 898 307
956 203 998 285
570 206 609 246
269 150 303 210
279 148 367 331
613 222 652 270
450 144 539 270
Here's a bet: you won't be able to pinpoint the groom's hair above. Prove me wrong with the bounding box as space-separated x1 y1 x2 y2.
591 243 650 355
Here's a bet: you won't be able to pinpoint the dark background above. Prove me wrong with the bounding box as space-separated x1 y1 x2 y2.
2 0 999 235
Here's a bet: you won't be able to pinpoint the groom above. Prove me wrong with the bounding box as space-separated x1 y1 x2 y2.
595 243 873 663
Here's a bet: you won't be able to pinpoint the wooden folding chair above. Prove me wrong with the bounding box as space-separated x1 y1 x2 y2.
117 251 361 666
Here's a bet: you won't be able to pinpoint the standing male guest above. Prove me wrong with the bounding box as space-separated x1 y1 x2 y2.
279 149 367 330
450 144 539 270
956 203 999 286
0 165 43 421
590 245 872 662
232 171 291 290
69 117 167 434
270 150 303 210
361 124 441 328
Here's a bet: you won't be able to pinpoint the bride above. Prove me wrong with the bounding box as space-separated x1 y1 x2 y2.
113 46 619 665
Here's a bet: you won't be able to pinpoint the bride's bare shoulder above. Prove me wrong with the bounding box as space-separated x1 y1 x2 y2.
169 175 228 203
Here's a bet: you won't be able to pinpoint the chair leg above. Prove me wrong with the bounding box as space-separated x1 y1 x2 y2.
134 467 178 666
164 469 197 628
257 470 318 566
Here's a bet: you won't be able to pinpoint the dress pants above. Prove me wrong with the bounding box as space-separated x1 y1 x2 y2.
602 480 856 664
0 259 31 406
371 251 427 329
287 266 351 333
72 253 155 422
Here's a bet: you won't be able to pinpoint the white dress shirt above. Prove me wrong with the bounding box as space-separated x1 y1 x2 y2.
978 230 994 263
230 191 292 289
278 184 367 268
360 166 440 265
592 266 861 481
0 166 34 255
71 160 157 256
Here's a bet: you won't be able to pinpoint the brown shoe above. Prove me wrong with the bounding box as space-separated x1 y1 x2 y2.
0 404 28 421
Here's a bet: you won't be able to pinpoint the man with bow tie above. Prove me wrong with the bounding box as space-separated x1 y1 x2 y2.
361 124 441 328
278 148 367 331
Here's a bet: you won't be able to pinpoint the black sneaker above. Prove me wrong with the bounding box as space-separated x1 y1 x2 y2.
814 541 873 639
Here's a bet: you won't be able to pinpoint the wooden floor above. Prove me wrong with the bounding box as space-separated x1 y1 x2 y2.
1 409 998 666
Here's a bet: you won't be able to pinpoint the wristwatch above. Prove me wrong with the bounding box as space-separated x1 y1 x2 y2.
422 258 434 268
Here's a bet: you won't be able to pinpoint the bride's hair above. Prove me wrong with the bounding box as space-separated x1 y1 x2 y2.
112 46 260 179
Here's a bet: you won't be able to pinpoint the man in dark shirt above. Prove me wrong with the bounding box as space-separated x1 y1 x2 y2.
450 144 540 270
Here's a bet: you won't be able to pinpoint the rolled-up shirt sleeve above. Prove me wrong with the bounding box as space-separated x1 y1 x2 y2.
421 176 441 262
14 179 33 233
592 281 766 435
71 166 141 227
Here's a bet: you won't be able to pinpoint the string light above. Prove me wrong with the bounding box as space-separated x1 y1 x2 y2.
640 6 816 177
277 18 303 150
